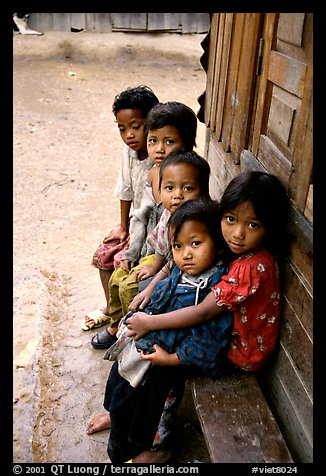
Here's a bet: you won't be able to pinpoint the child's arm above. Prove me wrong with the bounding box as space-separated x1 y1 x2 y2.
104 200 131 242
134 253 166 281
126 291 227 339
140 344 182 367
129 265 170 311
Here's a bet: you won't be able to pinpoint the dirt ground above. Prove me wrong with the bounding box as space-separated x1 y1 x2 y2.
13 30 211 464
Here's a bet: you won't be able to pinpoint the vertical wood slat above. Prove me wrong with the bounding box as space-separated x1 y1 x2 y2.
230 13 262 163
181 12 209 33
28 13 54 31
249 14 278 156
52 13 70 31
70 13 86 30
204 14 219 127
93 13 112 32
288 39 313 212
148 13 180 31
209 13 224 134
221 13 245 154
27 13 209 33
214 13 233 142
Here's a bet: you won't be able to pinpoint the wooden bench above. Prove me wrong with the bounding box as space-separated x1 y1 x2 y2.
190 370 294 463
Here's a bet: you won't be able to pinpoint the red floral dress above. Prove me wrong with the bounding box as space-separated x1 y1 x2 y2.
212 248 281 371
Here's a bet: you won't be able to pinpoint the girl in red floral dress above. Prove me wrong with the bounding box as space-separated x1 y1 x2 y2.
127 171 290 372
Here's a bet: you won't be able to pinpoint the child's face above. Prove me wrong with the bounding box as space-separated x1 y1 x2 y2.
116 109 146 153
171 220 216 276
160 163 203 212
221 200 266 255
147 125 185 167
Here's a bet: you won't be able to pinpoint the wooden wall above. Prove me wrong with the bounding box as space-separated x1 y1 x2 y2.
27 13 210 33
200 13 313 463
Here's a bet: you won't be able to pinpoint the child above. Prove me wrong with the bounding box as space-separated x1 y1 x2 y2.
90 119 199 350
127 171 290 373
96 198 234 463
86 151 211 451
81 85 159 331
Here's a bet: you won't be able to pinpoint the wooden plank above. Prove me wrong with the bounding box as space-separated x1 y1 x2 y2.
191 372 293 463
130 13 147 30
111 13 132 29
214 13 233 141
204 14 219 127
269 94 296 146
52 13 70 31
209 13 225 134
85 13 95 31
94 13 112 33
304 184 313 223
288 44 313 212
268 51 307 99
259 357 313 462
288 205 313 287
283 261 313 338
71 13 85 30
181 13 210 33
28 13 53 31
250 13 278 156
257 134 293 186
148 13 179 31
230 13 261 163
206 135 239 200
221 13 245 154
280 298 313 395
277 13 305 47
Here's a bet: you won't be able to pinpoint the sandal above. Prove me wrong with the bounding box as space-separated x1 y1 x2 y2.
81 309 110 331
91 328 118 349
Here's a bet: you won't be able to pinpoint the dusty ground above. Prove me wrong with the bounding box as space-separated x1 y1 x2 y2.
13 30 211 464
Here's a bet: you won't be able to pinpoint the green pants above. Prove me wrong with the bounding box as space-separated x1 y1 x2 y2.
108 254 156 326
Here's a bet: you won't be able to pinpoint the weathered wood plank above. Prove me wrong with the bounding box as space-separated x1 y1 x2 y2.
191 372 293 463
277 13 305 47
230 13 261 163
283 261 313 338
181 13 210 33
268 51 306 99
257 134 293 186
148 13 179 31
221 13 245 153
280 298 313 395
259 356 313 463
53 13 70 31
249 13 278 156
214 13 233 141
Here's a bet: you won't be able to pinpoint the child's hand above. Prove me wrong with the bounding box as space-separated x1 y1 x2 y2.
125 311 152 339
103 224 128 243
119 259 134 272
129 289 152 312
139 344 169 365
135 266 154 281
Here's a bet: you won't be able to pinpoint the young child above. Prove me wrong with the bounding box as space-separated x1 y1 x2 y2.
86 151 212 451
90 111 198 350
95 198 233 464
127 171 290 373
81 85 159 331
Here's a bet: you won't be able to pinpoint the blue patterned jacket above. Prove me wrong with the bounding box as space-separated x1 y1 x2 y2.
135 262 233 378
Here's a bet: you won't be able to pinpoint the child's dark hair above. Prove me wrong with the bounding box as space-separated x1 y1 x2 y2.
112 85 159 118
168 197 223 255
159 150 210 197
219 171 290 258
144 101 197 150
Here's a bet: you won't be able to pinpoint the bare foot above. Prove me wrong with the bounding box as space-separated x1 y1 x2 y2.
131 449 172 463
86 413 111 435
